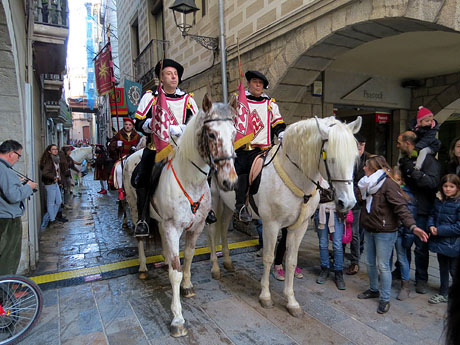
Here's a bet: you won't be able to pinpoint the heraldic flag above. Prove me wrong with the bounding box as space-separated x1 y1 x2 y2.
109 88 128 115
124 79 142 116
233 80 254 149
94 44 114 96
150 85 173 162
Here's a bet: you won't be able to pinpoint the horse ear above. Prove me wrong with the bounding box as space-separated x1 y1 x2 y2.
229 94 238 113
202 93 212 113
315 116 329 140
347 116 362 134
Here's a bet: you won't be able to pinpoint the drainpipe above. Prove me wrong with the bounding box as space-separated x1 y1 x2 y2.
218 0 227 103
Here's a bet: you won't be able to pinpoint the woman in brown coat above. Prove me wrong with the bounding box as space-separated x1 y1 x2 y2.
357 155 428 314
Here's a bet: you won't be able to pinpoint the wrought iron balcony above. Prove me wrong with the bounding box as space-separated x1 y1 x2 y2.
33 0 69 27
134 39 169 86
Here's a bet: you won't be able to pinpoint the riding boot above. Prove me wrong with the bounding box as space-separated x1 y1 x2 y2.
234 174 251 222
206 210 217 224
135 188 149 237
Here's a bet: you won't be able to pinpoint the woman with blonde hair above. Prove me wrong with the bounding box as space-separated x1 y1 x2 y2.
357 155 428 314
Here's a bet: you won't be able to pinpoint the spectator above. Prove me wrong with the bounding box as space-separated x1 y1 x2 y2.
0 140 37 275
391 167 417 300
345 132 371 276
39 144 67 229
314 185 346 290
94 144 109 194
446 255 460 345
443 136 460 176
427 174 460 304
357 155 428 314
397 131 441 294
59 146 80 209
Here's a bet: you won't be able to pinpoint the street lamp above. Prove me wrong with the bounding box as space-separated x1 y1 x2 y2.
169 0 218 51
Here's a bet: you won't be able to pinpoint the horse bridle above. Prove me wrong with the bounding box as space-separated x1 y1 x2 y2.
199 117 236 174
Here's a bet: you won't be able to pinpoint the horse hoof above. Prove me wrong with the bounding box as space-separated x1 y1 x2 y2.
181 286 195 298
287 306 303 318
138 272 148 280
211 270 221 280
170 324 188 337
122 223 130 230
259 297 274 309
223 262 235 272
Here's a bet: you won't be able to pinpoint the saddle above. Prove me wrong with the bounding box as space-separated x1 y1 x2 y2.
248 149 270 196
131 160 166 198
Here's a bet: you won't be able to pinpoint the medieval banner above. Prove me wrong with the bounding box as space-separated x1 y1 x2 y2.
233 80 254 149
109 88 128 115
94 44 114 96
151 85 173 161
124 79 142 116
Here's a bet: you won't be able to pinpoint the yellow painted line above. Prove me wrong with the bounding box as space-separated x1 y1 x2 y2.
29 239 259 285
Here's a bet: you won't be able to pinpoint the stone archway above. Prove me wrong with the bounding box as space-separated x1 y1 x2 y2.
231 0 460 122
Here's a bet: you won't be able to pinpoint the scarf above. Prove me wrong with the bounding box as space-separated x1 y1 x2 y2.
358 169 387 213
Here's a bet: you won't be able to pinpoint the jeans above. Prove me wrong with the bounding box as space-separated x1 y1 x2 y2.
414 214 429 283
394 233 410 281
315 211 344 271
41 183 62 229
349 208 363 265
365 231 398 302
437 253 457 296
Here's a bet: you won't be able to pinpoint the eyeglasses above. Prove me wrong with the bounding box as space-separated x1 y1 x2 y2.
13 151 21 158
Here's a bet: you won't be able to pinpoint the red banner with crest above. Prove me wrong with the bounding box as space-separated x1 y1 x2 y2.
150 86 173 162
233 81 254 149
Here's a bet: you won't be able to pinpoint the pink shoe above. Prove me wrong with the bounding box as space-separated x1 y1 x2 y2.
295 267 304 279
272 265 285 281
97 189 107 194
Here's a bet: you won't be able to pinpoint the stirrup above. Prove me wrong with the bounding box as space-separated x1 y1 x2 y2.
135 220 150 237
206 210 217 224
238 204 252 222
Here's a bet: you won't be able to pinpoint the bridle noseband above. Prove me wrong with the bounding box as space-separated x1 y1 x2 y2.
200 117 236 174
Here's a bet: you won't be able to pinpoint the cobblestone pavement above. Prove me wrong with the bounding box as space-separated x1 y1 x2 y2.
20 174 447 345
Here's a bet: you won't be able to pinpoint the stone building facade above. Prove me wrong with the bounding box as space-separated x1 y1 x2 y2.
117 0 460 165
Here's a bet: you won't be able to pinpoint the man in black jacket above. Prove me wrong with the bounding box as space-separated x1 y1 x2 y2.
397 131 441 294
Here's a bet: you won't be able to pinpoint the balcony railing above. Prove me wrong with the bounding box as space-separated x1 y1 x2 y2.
34 0 69 27
134 39 169 85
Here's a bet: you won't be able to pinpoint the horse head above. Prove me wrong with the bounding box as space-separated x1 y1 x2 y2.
316 116 361 213
198 94 238 191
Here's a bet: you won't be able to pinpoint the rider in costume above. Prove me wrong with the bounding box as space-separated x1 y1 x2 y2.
108 117 141 200
133 59 199 236
235 70 286 222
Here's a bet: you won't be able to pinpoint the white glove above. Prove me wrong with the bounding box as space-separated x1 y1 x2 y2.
179 124 187 132
278 131 284 142
117 140 123 147
170 125 183 137
142 119 153 133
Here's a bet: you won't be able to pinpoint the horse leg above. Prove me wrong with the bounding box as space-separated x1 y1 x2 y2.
165 232 187 337
181 229 201 298
207 221 221 280
137 238 148 280
259 222 278 308
221 207 235 272
283 224 307 317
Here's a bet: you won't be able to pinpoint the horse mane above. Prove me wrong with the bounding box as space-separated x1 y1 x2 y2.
282 116 358 178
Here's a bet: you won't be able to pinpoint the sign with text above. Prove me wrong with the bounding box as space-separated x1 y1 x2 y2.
376 112 390 123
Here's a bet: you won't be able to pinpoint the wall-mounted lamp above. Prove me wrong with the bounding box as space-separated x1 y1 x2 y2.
169 0 218 51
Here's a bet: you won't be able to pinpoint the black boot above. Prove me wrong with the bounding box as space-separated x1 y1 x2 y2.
334 270 346 290
234 174 251 222
206 210 217 224
316 266 329 284
135 188 149 237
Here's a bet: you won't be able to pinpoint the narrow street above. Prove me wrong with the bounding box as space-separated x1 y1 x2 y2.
15 175 448 345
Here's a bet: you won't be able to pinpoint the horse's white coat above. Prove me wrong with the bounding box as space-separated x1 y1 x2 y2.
207 116 361 316
69 146 93 194
123 98 237 336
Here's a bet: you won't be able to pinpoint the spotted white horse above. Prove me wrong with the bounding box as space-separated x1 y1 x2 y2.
207 116 361 317
123 95 238 337
69 146 93 195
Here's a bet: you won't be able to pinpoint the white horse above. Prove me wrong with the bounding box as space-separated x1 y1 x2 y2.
123 95 238 337
69 146 93 195
207 116 361 317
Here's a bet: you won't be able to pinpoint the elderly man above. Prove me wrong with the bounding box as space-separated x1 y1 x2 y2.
397 130 441 294
133 59 198 236
0 140 37 275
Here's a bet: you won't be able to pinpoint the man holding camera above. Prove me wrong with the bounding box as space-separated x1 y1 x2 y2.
0 140 38 275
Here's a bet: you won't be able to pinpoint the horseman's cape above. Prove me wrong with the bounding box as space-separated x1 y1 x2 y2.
233 81 254 150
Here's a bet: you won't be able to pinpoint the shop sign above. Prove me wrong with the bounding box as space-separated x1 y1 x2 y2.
376 112 390 123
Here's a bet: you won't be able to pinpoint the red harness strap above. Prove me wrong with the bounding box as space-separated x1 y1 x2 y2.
168 160 204 215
